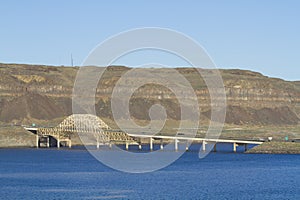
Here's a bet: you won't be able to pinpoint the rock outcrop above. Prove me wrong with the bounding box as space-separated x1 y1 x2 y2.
0 63 299 126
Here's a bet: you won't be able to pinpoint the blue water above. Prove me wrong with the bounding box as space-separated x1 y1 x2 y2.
0 146 299 199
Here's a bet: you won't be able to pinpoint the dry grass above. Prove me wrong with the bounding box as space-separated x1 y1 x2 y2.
247 141 300 154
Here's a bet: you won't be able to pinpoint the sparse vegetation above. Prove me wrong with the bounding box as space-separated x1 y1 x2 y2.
0 63 299 150
246 141 300 154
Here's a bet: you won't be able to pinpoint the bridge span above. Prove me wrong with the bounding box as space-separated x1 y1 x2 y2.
24 114 263 152
127 133 263 152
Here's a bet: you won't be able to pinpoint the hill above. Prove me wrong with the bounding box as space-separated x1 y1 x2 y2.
0 63 299 127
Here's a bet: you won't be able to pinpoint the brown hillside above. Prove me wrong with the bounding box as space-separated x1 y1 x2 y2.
0 63 299 126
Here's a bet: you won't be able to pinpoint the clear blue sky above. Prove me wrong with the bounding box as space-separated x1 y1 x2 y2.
1 0 299 80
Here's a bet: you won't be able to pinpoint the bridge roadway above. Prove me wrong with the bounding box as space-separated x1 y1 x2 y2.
128 133 263 152
24 127 262 152
24 127 71 148
23 114 263 152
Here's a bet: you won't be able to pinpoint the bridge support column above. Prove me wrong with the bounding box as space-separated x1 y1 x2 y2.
68 140 72 148
36 135 39 148
126 142 129 150
138 143 142 150
233 142 238 152
245 144 248 152
202 140 207 151
160 139 164 150
95 135 100 149
185 141 189 151
150 138 153 151
174 139 178 151
47 137 50 148
57 139 60 148
109 143 112 149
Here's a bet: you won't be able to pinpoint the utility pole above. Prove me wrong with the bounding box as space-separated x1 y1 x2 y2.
71 53 74 67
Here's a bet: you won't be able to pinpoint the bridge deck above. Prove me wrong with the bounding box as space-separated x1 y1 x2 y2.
23 114 263 151
128 134 263 145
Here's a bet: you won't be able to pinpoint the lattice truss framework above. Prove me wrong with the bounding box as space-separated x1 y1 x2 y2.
37 114 136 143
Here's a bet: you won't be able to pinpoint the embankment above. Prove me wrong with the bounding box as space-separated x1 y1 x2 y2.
246 141 300 154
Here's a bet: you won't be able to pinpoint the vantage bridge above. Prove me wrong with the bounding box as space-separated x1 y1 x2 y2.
24 114 263 152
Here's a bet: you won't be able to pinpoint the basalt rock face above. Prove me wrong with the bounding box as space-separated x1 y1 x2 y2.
0 63 299 125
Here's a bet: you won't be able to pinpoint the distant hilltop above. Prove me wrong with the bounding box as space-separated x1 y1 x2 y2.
0 63 299 126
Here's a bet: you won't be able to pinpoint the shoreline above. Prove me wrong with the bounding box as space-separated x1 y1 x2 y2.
1 142 300 154
246 141 300 154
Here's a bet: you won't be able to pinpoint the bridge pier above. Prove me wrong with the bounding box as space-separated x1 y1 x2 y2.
160 139 163 150
36 135 39 148
150 138 153 151
185 141 189 151
175 139 178 151
233 142 238 152
202 140 207 151
47 137 50 148
68 139 72 148
245 144 248 151
138 143 142 150
57 139 60 148
126 142 129 150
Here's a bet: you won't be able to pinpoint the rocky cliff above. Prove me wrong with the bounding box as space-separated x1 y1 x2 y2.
0 63 299 126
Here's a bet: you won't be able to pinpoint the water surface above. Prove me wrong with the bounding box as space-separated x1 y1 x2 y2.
0 146 299 199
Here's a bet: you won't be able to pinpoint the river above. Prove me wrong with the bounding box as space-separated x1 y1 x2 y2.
0 145 299 199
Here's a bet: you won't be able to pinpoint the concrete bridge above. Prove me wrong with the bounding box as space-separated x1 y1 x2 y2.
24 114 263 152
127 134 263 152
